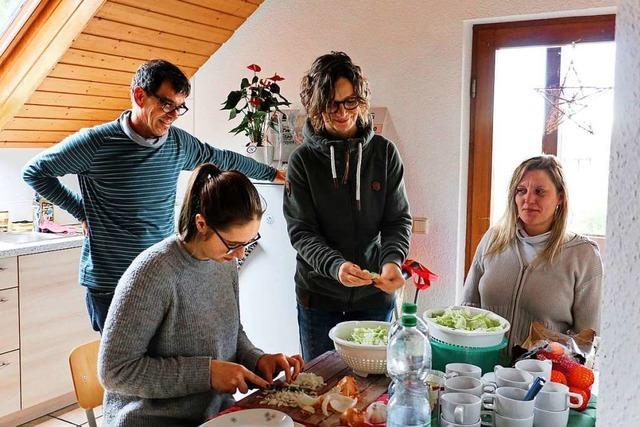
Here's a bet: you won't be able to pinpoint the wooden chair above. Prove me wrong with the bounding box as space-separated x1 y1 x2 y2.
69 340 104 427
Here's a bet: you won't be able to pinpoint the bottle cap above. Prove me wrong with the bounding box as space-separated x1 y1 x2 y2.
401 315 417 327
401 302 417 315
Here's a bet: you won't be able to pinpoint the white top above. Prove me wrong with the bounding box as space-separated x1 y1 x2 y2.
515 223 550 265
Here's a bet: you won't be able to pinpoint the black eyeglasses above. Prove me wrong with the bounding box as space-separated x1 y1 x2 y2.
148 92 189 116
213 228 261 255
327 96 361 113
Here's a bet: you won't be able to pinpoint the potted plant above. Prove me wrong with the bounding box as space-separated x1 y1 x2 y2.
222 64 290 164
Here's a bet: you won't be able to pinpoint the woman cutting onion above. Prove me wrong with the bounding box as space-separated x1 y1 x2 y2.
99 163 303 426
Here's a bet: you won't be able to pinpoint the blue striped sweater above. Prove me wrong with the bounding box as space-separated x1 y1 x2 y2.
22 119 276 290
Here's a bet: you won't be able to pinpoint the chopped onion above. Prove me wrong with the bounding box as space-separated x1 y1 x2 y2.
321 393 357 416
365 402 387 424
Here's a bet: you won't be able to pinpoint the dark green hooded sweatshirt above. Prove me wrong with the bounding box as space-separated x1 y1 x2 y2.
283 120 412 312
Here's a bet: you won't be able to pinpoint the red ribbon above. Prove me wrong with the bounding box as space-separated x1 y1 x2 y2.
402 258 439 291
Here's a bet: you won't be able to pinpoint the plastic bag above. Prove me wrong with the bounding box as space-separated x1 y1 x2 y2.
516 322 597 367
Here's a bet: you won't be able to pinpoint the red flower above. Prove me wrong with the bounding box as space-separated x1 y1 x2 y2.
249 97 262 106
247 64 261 72
267 73 285 82
402 259 438 291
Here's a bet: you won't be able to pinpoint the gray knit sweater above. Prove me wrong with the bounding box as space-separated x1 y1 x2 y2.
98 235 264 426
462 228 602 350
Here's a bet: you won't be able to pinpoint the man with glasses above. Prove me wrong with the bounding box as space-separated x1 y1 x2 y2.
22 59 284 333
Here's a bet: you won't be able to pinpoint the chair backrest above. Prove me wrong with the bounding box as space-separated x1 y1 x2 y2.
69 340 104 409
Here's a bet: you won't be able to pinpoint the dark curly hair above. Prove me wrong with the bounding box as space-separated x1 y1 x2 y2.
300 52 371 133
131 59 191 96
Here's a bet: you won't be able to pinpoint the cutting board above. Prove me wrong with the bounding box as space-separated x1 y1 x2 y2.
236 351 390 426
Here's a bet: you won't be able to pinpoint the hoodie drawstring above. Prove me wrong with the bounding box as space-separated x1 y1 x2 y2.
342 147 350 185
329 145 338 189
330 140 363 211
355 141 362 211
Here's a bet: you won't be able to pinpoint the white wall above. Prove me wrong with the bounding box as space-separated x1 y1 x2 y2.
598 0 640 424
188 0 615 309
0 148 78 224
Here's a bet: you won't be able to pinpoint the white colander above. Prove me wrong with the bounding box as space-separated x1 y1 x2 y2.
328 320 391 377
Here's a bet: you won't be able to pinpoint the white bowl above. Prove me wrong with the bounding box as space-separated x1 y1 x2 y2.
328 320 390 377
423 306 510 347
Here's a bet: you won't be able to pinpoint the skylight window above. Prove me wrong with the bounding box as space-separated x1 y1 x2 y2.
0 0 27 34
1 0 40 58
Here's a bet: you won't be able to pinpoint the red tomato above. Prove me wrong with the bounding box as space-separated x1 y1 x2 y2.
566 365 595 389
550 370 567 385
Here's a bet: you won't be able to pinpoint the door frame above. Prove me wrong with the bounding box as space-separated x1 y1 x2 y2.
465 15 615 274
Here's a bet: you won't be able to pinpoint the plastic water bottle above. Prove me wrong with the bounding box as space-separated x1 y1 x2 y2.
406 303 432 376
387 379 431 427
389 302 418 339
387 315 429 382
389 302 430 338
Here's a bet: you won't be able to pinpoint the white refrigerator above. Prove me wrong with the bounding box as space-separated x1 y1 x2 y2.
238 182 300 356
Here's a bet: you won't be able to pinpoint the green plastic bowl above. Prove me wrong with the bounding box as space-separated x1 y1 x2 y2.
430 337 509 374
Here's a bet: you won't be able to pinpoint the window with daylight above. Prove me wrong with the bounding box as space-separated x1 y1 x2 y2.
0 0 41 59
466 15 615 273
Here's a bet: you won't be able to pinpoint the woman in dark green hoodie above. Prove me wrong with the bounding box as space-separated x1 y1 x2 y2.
283 52 412 361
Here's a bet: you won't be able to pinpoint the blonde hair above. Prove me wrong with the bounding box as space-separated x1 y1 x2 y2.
486 155 569 266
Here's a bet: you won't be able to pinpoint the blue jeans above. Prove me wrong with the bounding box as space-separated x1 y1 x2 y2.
85 288 115 333
297 303 394 362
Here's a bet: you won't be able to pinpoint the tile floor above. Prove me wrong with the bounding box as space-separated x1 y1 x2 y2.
18 404 102 427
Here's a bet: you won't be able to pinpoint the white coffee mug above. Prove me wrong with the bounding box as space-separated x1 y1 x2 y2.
533 406 570 427
534 382 584 411
515 359 552 382
445 375 496 397
440 392 482 424
441 413 482 427
493 412 534 427
493 366 534 390
481 386 534 419
446 362 483 380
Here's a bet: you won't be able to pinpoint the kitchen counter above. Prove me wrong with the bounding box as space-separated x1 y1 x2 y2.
0 232 84 258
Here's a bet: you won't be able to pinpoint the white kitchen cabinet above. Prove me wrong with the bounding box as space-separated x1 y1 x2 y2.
19 247 97 409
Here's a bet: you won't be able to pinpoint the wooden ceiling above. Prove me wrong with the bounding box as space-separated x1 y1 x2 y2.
0 0 262 148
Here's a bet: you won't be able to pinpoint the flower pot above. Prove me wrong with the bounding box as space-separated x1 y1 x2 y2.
247 145 274 165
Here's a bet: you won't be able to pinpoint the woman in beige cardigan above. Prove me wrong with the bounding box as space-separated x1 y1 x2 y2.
462 155 602 350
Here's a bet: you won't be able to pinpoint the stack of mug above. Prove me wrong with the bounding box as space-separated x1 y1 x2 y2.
479 359 576 427
438 359 579 427
439 363 495 427
533 382 583 426
514 359 581 426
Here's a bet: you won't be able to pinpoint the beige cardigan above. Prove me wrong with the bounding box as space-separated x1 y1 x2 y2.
462 228 603 350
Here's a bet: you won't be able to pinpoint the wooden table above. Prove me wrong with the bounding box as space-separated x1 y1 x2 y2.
228 352 596 427
236 351 389 426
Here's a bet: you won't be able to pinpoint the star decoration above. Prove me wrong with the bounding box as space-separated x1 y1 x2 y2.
535 59 612 135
